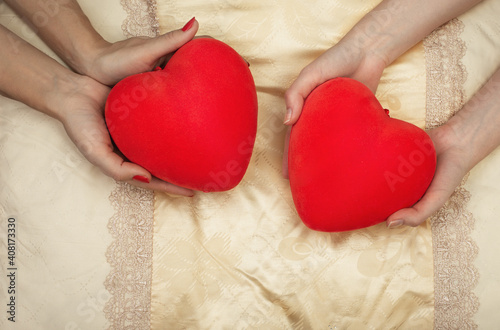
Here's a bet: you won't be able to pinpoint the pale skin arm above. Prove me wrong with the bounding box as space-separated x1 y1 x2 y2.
387 68 500 227
0 9 199 195
284 0 484 125
3 0 197 85
283 0 488 228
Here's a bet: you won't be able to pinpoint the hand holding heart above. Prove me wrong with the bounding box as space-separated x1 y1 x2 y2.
288 78 436 232
282 22 431 230
82 18 199 86
282 41 467 230
105 37 258 192
60 19 200 195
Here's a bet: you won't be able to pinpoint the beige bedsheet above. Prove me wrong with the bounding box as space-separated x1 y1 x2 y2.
150 0 433 328
0 0 499 329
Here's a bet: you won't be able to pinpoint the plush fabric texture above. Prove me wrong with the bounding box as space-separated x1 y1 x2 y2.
289 78 436 232
105 38 258 191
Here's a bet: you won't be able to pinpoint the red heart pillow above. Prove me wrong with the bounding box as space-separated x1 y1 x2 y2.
105 38 258 192
288 78 436 232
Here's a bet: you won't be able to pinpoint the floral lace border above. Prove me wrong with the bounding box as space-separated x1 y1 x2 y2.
104 182 154 329
120 0 160 38
423 18 480 329
103 1 159 328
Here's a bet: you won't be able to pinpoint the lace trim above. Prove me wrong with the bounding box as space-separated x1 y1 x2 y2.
120 0 160 38
104 182 154 329
423 18 480 329
103 2 159 328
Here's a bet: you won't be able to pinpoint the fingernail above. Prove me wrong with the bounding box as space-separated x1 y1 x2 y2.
133 175 150 184
182 17 196 32
284 108 292 124
387 219 404 229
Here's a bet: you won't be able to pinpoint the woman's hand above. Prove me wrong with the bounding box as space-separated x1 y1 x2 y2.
387 69 500 228
284 40 387 125
82 18 199 85
0 23 194 195
282 41 388 177
58 75 194 196
282 0 483 178
386 125 470 228
283 0 486 229
4 0 199 85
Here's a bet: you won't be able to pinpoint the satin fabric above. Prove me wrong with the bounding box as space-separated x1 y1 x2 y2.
0 2 126 329
152 1 433 328
1 0 499 328
459 1 500 327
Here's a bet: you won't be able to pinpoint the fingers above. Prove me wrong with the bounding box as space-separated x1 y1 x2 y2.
283 58 332 180
284 64 324 126
149 17 199 61
283 58 331 181
386 154 465 228
386 188 450 228
282 66 320 179
282 126 291 179
126 176 195 197
90 148 194 197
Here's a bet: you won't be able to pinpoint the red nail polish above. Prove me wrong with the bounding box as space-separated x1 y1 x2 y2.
133 175 150 184
182 17 196 32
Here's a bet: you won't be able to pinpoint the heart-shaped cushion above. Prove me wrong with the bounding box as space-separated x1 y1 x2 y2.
105 38 258 192
288 78 436 232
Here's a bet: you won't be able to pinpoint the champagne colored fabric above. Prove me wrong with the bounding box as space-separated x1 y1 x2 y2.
2 0 499 328
459 0 500 327
0 2 125 329
152 1 433 328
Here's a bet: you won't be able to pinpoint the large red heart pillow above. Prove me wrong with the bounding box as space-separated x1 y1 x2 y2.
105 38 258 192
288 78 436 232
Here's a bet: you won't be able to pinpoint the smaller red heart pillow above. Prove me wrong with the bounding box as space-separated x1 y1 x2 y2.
105 38 258 192
288 78 436 232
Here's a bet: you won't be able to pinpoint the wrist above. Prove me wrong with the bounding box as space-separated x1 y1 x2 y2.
67 36 111 79
42 70 84 121
44 72 109 125
340 3 406 69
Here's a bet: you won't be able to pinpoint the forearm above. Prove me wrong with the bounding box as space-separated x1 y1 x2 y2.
3 0 107 75
343 0 483 66
0 24 81 121
447 68 500 170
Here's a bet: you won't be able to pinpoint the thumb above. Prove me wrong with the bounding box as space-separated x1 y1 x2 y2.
149 17 199 60
284 64 325 126
386 186 454 229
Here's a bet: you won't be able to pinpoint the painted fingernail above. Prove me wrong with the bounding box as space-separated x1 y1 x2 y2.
182 17 196 32
284 108 292 124
133 175 150 184
387 219 404 229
